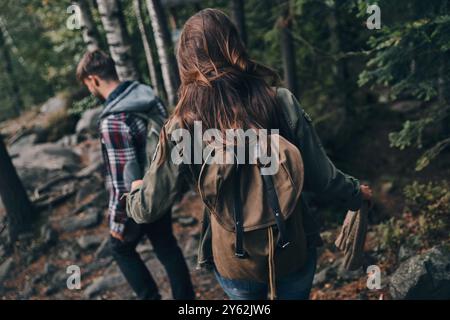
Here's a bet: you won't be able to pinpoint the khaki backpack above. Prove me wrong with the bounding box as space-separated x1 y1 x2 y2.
197 132 307 299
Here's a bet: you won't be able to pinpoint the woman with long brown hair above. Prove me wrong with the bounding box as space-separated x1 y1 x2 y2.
126 8 372 300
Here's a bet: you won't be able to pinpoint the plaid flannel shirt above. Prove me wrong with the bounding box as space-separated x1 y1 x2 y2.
100 113 147 235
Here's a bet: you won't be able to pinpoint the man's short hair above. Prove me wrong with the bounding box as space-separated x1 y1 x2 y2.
76 49 118 82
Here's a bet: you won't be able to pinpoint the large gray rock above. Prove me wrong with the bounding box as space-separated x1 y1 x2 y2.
84 274 125 298
94 238 111 260
13 143 80 172
16 167 55 191
59 208 101 232
40 95 68 114
0 257 14 283
77 234 103 250
45 270 70 296
313 266 335 287
389 245 450 299
57 134 78 147
8 133 38 157
76 107 102 135
57 244 80 261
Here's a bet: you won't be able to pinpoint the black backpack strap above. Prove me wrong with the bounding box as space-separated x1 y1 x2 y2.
261 173 290 249
233 165 248 259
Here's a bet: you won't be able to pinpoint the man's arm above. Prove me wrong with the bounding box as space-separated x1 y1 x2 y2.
126 124 186 224
100 116 139 237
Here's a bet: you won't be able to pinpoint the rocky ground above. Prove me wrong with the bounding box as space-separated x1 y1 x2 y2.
1 96 449 300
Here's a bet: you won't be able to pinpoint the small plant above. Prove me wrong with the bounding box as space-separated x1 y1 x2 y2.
376 217 407 251
69 95 100 116
404 180 450 244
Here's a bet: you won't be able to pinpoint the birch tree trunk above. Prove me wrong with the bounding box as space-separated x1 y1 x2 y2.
133 0 162 96
77 0 101 52
145 0 180 108
96 0 139 81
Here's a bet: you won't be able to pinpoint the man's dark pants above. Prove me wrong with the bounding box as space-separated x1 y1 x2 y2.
109 213 195 300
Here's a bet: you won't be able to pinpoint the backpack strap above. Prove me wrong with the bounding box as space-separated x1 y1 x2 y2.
233 165 248 259
261 173 290 249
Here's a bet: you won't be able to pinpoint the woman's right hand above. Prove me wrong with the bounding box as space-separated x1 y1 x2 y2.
360 184 373 200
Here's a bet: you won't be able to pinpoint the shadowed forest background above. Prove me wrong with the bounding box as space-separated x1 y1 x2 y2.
0 0 449 300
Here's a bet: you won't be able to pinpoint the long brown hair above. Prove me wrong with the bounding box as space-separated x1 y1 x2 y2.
160 8 281 163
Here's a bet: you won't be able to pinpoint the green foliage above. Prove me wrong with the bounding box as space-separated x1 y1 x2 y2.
359 0 450 170
0 0 84 116
70 95 100 116
376 217 409 251
404 180 450 240
389 118 433 150
376 180 450 252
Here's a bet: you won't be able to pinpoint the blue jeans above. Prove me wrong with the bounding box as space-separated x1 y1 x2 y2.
215 246 317 300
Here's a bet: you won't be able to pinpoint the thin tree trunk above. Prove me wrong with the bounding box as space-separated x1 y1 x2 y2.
278 0 298 96
0 136 34 242
96 0 139 81
77 0 101 52
327 0 351 111
133 0 162 96
168 6 179 31
0 19 23 116
230 0 247 45
146 0 180 108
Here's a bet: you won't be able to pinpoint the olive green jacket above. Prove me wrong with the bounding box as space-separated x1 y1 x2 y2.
126 87 362 268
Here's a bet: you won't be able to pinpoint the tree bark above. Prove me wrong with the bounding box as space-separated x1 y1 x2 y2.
145 0 180 108
133 0 163 96
0 136 34 242
327 0 351 111
0 18 23 116
278 0 298 96
96 0 139 81
230 0 247 45
77 0 101 52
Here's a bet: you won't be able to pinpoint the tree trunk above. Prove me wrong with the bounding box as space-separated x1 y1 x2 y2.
0 19 23 116
96 0 139 81
230 0 247 45
77 0 101 52
327 0 351 111
168 6 179 31
133 0 163 96
0 136 34 242
278 0 298 96
145 0 180 108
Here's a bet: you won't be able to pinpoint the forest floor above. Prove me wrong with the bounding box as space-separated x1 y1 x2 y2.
1 101 449 300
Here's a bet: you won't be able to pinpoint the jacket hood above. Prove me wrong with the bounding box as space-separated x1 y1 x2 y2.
100 81 157 118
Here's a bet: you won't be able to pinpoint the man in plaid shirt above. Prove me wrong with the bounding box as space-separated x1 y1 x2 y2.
76 50 194 300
